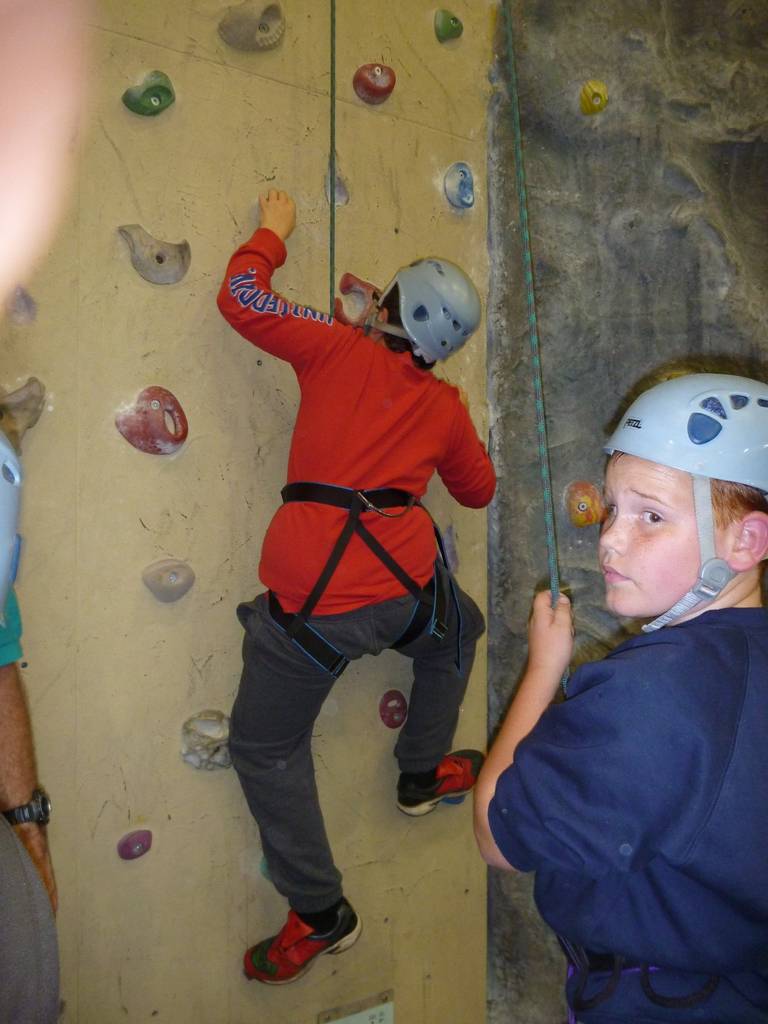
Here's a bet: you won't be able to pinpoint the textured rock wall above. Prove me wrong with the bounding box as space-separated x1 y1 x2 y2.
487 3 768 1021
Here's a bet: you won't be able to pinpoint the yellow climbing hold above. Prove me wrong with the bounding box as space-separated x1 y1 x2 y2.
580 79 608 115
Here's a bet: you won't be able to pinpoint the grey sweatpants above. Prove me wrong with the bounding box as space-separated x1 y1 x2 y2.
230 562 485 913
0 817 59 1023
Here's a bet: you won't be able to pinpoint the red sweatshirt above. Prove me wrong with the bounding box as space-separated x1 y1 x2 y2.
217 228 496 614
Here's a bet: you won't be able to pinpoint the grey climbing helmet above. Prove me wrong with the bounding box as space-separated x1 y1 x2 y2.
373 257 481 362
605 373 768 632
605 373 768 490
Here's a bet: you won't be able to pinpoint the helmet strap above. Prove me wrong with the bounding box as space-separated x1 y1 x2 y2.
642 475 735 632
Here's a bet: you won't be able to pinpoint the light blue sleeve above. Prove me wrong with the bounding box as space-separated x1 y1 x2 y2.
0 588 22 666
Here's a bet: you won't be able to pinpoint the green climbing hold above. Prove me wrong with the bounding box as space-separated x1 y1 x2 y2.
121 71 175 117
434 9 463 42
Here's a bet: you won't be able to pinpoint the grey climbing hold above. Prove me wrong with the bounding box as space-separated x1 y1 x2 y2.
181 710 232 770
142 558 195 602
0 377 45 453
218 2 286 51
444 162 474 209
324 157 350 207
5 286 37 324
118 225 191 285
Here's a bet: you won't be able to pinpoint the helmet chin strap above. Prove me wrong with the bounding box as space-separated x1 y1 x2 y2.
642 475 736 633
363 309 428 360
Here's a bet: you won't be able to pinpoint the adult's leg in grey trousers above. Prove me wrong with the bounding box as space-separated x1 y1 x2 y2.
0 817 59 1024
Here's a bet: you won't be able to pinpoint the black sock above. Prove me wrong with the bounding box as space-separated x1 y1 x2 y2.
294 898 344 934
400 767 438 787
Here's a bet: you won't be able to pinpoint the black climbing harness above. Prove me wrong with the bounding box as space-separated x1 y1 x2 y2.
268 482 460 677
559 936 720 1017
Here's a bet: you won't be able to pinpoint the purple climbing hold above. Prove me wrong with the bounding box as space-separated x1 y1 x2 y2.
379 689 408 729
117 829 153 860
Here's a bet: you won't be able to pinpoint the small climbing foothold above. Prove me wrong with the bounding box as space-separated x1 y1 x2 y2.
117 830 153 860
434 10 463 42
444 162 474 209
324 158 350 207
115 386 188 456
4 286 37 325
353 64 396 105
259 855 272 882
379 689 408 729
565 481 604 527
0 377 45 453
121 71 175 116
579 79 609 116
118 225 191 286
218 1 286 51
333 273 379 326
181 710 232 770
142 559 195 603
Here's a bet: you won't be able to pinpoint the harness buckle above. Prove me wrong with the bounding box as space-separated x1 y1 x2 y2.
355 490 414 519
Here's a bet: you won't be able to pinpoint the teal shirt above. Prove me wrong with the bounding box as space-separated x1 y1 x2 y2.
0 588 22 666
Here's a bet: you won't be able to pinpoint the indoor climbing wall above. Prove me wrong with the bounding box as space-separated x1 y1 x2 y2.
487 2 768 1022
0 2 494 1023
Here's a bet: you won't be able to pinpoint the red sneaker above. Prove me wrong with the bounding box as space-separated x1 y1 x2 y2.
243 899 362 984
397 749 485 816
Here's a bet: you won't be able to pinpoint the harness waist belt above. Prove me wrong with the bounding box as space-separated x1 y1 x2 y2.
282 482 417 511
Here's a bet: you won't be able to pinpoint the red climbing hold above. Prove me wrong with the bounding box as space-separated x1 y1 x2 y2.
379 689 408 729
116 386 188 455
353 63 396 105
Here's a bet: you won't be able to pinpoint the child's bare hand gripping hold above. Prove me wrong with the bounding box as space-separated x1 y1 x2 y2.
258 189 296 242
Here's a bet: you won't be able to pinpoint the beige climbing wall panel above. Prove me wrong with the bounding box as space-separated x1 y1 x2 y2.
0 2 494 1021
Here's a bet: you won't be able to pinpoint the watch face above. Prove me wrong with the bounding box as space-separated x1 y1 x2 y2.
33 789 51 824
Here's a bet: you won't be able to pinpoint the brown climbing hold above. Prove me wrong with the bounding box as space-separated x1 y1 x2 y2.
353 64 396 105
115 386 188 455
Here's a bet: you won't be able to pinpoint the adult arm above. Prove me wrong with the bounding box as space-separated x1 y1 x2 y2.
0 661 57 912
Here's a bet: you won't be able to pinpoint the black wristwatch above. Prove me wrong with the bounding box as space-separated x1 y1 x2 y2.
2 788 51 826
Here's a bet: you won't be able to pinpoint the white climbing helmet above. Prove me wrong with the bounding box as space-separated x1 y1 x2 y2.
605 373 768 490
371 257 481 362
604 373 768 631
0 430 21 622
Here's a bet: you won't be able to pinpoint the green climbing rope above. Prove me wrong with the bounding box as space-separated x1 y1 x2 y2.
501 1 566 685
329 0 337 312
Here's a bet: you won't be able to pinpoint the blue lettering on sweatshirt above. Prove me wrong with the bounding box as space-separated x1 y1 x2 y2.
228 272 334 325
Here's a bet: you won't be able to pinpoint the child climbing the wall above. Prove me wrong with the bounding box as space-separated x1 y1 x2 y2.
474 372 768 1023
217 189 495 984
